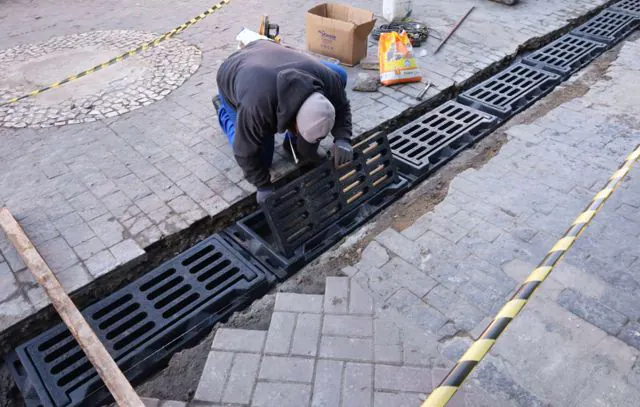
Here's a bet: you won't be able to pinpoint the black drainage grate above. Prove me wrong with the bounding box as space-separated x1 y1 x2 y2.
388 101 499 181
572 9 639 44
457 63 561 118
6 234 272 407
262 160 344 257
226 132 407 277
260 131 400 258
522 34 607 77
611 0 640 17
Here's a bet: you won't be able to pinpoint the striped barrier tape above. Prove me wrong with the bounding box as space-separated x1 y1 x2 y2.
0 0 231 106
423 143 640 407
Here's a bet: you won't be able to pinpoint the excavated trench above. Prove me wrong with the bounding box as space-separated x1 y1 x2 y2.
2 1 639 405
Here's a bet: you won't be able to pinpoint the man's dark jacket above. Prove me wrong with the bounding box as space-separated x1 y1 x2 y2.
216 40 352 188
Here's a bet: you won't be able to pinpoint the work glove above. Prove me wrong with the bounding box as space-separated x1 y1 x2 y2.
256 185 274 205
333 139 354 168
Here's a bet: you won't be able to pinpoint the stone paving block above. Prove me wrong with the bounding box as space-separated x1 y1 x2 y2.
424 284 486 333
618 321 640 350
350 280 374 315
252 382 311 407
222 353 261 404
194 352 234 402
264 312 296 355
386 289 448 334
74 236 107 261
109 238 145 265
258 356 315 383
142 398 160 407
160 401 186 407
323 314 373 338
88 214 126 247
600 288 640 322
355 241 390 271
375 228 423 266
38 237 79 272
201 195 230 216
85 250 120 278
374 392 425 407
55 263 93 293
374 344 402 365
212 329 266 353
320 336 373 362
275 292 323 313
375 365 432 393
311 359 343 407
381 257 439 299
343 362 373 407
176 174 215 202
0 270 19 302
557 288 628 336
291 313 322 357
373 317 402 347
324 276 348 314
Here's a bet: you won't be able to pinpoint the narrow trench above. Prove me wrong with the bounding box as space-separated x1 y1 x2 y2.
0 1 629 405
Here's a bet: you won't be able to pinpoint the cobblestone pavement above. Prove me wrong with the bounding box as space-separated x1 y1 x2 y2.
151 36 640 406
0 0 612 344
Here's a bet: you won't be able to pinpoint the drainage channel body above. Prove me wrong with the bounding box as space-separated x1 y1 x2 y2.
6 235 273 407
7 0 640 405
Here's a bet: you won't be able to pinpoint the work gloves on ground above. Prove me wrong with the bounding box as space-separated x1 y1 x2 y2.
256 185 274 205
333 139 354 168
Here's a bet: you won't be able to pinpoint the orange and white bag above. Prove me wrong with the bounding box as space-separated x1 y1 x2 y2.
378 31 422 86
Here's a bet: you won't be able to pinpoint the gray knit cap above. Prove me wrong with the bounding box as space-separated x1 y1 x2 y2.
296 92 335 143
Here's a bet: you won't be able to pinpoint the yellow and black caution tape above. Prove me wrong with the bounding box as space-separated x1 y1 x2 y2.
423 143 640 407
0 0 231 106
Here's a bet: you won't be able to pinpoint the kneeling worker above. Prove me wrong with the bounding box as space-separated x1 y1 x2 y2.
213 39 354 203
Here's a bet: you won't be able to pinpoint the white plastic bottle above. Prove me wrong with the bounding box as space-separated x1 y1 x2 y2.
382 0 410 22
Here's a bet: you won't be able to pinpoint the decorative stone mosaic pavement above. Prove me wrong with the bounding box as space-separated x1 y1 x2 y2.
0 30 201 128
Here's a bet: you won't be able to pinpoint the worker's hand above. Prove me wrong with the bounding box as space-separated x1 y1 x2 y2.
256 185 274 205
333 139 353 168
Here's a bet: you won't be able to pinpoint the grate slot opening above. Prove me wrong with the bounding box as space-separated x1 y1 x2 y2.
92 294 133 320
147 276 184 300
140 269 176 292
162 293 201 319
189 252 224 275
155 285 192 309
181 245 215 266
113 321 156 350
105 312 148 340
98 303 141 330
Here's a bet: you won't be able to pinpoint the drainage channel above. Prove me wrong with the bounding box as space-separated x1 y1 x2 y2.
5 2 640 406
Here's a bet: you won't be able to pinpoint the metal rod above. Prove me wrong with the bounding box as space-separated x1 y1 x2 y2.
434 6 475 54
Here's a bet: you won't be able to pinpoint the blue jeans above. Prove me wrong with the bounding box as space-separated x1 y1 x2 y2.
216 61 348 167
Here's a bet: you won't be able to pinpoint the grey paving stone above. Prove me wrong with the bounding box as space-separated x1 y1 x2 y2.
350 280 374 315
212 329 266 353
375 365 432 393
291 313 321 357
264 312 296 355
258 356 315 383
160 401 187 407
374 344 402 365
88 214 126 247
356 241 390 270
423 285 486 333
379 257 439 299
275 292 323 313
311 359 343 407
374 392 425 407
324 276 348 314
375 228 423 266
85 250 120 278
374 319 401 346
0 271 19 302
323 314 373 338
38 237 79 272
320 335 373 362
142 398 160 407
73 236 107 261
618 321 640 350
251 382 311 407
55 263 93 293
385 289 448 334
343 362 373 407
109 238 145 265
222 353 260 404
557 288 628 335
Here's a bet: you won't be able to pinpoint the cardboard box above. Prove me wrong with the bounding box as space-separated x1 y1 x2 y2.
306 3 376 66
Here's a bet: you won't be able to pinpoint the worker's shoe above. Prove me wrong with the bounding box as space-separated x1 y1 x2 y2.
212 95 222 116
489 0 518 4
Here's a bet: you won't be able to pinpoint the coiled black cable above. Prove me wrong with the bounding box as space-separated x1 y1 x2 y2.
372 21 430 46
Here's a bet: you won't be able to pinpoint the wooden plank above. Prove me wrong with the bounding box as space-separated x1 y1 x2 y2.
0 208 144 407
